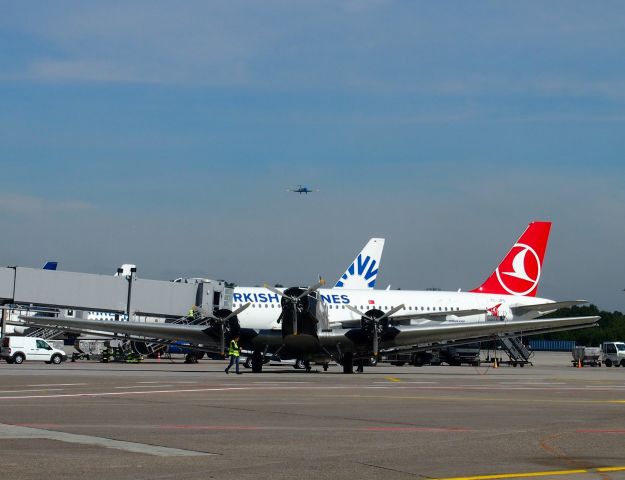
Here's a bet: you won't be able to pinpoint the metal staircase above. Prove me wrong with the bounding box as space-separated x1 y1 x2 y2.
25 327 65 340
130 313 205 356
497 335 534 366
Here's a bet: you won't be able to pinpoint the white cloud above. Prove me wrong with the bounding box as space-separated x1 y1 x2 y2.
0 193 93 215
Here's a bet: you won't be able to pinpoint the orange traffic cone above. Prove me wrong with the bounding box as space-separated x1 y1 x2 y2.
493 358 498 368
577 359 582 368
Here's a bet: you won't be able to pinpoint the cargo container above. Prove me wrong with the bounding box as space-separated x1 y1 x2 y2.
529 339 576 352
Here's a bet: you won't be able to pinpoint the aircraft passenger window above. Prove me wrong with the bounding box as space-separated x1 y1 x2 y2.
265 304 268 308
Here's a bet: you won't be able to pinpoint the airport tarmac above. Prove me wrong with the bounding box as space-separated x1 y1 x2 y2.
1 352 625 480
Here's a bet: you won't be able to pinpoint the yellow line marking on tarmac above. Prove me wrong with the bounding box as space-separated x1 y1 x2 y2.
435 465 625 479
596 466 625 472
385 377 401 383
435 469 587 479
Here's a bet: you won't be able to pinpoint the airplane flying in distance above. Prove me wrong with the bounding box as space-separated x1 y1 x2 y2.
287 185 319 194
22 222 600 373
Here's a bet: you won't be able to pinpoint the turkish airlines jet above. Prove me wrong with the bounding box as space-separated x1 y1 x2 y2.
231 221 582 328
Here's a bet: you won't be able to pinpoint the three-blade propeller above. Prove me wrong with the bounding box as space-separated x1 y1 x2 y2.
197 302 251 354
263 279 326 335
345 304 405 357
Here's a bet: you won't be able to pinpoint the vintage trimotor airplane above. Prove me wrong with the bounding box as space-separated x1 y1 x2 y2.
20 222 600 373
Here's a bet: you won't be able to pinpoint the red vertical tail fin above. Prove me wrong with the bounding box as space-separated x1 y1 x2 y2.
470 221 552 297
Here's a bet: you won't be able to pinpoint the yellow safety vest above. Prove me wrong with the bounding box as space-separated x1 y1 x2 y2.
229 339 240 357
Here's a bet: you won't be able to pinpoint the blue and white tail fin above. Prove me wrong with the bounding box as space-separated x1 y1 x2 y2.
42 261 58 270
334 238 385 289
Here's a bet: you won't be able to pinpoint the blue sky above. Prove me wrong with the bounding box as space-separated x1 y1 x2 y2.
1 1 624 310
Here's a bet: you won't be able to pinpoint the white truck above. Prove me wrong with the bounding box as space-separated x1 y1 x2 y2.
1 336 67 365
602 341 625 367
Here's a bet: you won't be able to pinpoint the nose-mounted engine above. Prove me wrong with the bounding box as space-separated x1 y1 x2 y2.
279 287 319 338
264 279 326 354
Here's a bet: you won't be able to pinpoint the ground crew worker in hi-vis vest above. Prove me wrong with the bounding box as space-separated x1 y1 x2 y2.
224 336 241 374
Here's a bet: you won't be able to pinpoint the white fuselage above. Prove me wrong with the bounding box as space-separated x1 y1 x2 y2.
231 287 555 331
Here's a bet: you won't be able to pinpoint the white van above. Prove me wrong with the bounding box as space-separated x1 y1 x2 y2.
1 336 67 365
602 341 625 367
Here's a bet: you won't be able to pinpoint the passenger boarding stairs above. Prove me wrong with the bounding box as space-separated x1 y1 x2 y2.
26 327 65 340
497 335 534 367
132 312 208 357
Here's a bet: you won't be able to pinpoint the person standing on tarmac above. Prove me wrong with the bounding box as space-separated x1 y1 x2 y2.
224 335 241 374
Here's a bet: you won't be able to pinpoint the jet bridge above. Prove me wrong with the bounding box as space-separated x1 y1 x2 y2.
0 266 228 337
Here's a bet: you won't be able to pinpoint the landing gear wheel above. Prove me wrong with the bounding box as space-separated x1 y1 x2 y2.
251 351 263 373
342 352 354 374
605 359 613 367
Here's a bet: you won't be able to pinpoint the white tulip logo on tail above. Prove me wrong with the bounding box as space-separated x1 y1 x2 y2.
495 243 541 296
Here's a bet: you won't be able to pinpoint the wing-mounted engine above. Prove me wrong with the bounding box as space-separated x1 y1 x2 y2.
360 308 389 340
346 304 405 357
201 303 250 354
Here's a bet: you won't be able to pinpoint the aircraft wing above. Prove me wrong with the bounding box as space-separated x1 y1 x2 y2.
326 315 600 350
510 300 587 316
19 316 215 345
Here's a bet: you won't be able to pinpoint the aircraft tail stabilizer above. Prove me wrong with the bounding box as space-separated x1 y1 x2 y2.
335 238 385 289
471 221 551 297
